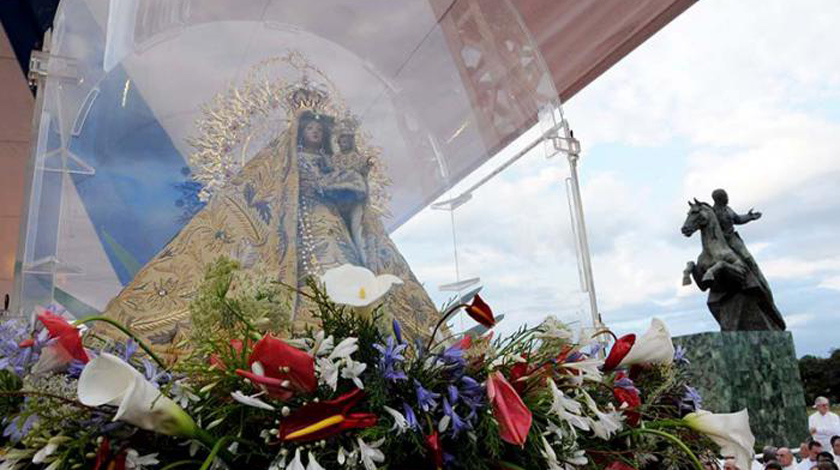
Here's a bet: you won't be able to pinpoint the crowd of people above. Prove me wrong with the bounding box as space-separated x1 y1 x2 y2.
719 397 840 470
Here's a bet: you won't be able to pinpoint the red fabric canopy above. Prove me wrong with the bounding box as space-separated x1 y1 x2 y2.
516 0 697 101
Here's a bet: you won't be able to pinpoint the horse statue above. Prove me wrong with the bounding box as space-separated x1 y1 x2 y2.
681 198 785 331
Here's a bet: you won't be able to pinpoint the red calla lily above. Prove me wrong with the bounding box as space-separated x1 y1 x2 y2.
607 461 638 470
603 333 635 371
37 311 89 363
465 294 495 328
507 355 550 396
235 334 316 399
508 361 530 395
613 386 641 426
486 371 532 446
426 430 444 470
278 388 377 442
112 451 128 470
92 438 111 470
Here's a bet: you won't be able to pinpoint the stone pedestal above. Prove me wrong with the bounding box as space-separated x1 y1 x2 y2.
673 331 807 446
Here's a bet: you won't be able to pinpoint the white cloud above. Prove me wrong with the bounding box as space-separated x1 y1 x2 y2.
762 256 840 280
818 276 840 292
785 313 816 329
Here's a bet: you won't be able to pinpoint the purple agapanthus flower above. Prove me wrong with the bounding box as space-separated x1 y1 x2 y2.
586 342 606 358
0 319 40 377
447 384 459 404
457 376 484 422
392 319 404 344
122 339 139 362
373 337 408 382
674 345 690 365
414 380 441 412
3 414 38 443
403 403 419 430
438 344 467 377
440 344 465 365
442 398 469 437
142 358 172 388
66 358 87 378
566 351 584 363
681 385 703 412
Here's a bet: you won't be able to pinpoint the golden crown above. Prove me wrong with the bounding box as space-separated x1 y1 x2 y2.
335 113 360 136
285 78 329 113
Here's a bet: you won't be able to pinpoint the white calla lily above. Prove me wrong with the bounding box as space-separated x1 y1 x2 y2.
618 318 675 367
684 409 755 470
78 353 197 436
321 264 402 311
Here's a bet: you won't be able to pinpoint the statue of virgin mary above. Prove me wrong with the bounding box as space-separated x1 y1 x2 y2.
99 79 438 349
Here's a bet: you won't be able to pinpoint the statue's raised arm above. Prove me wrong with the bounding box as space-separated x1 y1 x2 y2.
730 206 762 225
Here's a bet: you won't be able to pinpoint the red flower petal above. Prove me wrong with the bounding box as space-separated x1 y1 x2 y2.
112 450 128 470
426 431 444 470
465 294 495 328
247 334 316 396
603 334 635 371
235 370 295 401
37 311 89 363
486 371 532 446
92 438 110 470
456 334 472 351
508 361 529 395
607 461 638 470
278 389 376 442
613 386 642 426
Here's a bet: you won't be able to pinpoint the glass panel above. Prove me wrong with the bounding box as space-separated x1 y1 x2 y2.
15 0 587 347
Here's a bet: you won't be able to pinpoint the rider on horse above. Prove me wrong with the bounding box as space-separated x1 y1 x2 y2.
711 188 773 299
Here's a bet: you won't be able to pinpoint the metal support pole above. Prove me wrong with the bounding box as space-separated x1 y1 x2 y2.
557 121 604 335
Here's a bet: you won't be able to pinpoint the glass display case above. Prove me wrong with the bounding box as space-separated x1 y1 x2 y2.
14 0 595 343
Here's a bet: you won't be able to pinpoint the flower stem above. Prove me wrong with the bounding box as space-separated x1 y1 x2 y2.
74 316 168 370
159 461 203 470
425 303 467 352
619 428 705 470
197 435 233 470
194 428 219 449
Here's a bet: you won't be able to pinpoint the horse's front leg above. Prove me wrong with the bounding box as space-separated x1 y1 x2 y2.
692 262 710 291
702 261 724 284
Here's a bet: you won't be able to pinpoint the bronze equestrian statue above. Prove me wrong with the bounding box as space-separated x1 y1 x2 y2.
681 189 785 331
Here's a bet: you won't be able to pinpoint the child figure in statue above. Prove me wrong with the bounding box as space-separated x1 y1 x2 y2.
321 115 370 265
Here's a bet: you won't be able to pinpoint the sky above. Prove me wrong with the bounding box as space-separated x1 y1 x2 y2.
393 0 840 358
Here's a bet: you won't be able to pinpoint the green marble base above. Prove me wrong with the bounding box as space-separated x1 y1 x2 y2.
673 331 808 446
